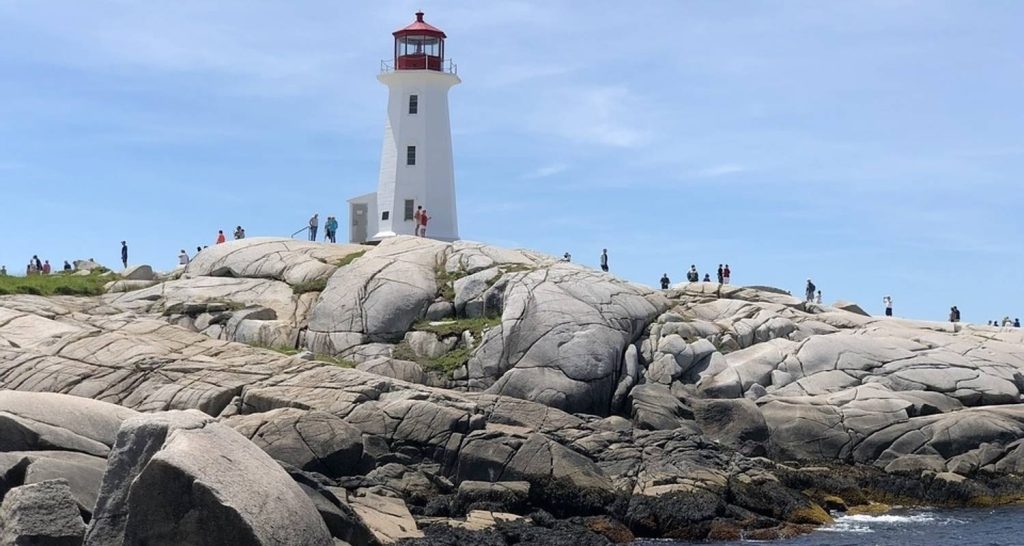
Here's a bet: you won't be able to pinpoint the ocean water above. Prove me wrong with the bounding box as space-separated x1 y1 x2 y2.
634 505 1024 546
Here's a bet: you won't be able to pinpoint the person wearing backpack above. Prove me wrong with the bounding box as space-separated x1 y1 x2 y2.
805 279 816 302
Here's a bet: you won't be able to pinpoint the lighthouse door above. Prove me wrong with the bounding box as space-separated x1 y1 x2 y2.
350 203 368 244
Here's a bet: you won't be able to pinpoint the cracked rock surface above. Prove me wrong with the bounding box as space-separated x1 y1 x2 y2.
1 236 1024 544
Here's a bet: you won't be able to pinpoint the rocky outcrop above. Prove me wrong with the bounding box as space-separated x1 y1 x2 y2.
85 410 332 545
2 237 1024 544
0 479 86 545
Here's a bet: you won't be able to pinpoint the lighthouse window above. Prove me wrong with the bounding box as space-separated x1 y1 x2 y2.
404 200 415 220
408 95 418 114
406 146 416 166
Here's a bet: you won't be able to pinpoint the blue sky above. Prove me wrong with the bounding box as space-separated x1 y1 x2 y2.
1 1 1021 323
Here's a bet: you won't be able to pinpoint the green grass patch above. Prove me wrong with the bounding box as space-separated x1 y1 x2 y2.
292 278 328 295
0 271 114 297
393 341 473 377
262 345 355 368
434 262 469 302
332 250 367 268
412 316 500 338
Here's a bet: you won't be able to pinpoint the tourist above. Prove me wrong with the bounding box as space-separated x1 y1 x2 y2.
717 264 724 284
561 252 571 262
308 213 319 241
178 250 190 266
326 216 339 243
0 265 5 276
1015 319 1020 328
805 279 816 302
414 206 423 236
196 246 203 255
660 274 670 289
418 209 430 238
33 255 42 272
1003 317 1012 327
687 265 699 282
26 262 34 276
42 260 51 275
63 261 71 272
954 306 961 322
234 226 245 240
987 321 993 326
600 249 609 272
816 290 823 304
703 273 711 282
216 231 226 244
120 241 128 268
883 295 893 317
723 264 731 284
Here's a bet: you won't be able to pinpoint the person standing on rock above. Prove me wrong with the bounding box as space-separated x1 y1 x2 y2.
717 264 724 284
327 216 339 243
414 206 423 237
42 260 51 274
1015 318 1020 328
179 250 190 266
805 279 816 302
883 295 893 317
0 265 6 276
660 273 670 289
120 241 128 268
234 226 245 240
216 231 226 244
308 213 319 241
723 264 731 284
418 209 430 238
600 249 609 272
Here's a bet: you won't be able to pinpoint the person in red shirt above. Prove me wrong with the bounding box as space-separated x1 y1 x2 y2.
216 230 226 244
418 209 430 238
723 264 731 284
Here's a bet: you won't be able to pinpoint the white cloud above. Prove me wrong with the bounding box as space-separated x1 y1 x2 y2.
695 164 747 177
523 163 569 179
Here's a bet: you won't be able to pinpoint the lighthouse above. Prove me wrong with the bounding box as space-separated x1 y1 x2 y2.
348 11 460 243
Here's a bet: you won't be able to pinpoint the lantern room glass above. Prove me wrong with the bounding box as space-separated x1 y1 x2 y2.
395 34 444 71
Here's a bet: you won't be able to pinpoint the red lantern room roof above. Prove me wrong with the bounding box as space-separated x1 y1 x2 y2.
393 11 446 39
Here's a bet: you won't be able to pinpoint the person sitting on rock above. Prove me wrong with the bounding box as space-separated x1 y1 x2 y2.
63 260 71 272
42 260 51 275
816 290 823 304
234 226 245 240
216 231 226 244
660 274 670 289
560 252 571 262
687 265 699 282
1015 318 1021 328
703 273 711 282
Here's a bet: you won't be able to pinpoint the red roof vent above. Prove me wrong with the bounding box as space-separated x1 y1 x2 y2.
393 11 446 39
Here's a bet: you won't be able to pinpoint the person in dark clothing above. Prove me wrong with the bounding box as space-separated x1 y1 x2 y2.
1015 318 1020 328
703 273 711 282
600 249 609 272
120 241 128 268
717 264 724 284
196 246 203 255
660 274 670 289
308 214 319 241
687 265 699 283
805 279 816 302
63 260 71 272
33 255 42 271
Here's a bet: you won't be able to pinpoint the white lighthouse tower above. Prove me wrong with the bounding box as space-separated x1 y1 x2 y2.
348 11 460 243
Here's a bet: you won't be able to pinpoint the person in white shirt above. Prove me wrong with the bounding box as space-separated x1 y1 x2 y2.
883 295 893 317
178 250 190 266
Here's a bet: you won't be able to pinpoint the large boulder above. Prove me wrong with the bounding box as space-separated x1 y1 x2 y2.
0 479 86 546
305 237 449 354
225 408 363 477
121 265 155 281
468 264 668 415
0 390 139 457
84 410 332 546
184 237 368 286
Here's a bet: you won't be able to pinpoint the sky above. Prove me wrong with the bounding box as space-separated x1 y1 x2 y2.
1 1 1021 323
